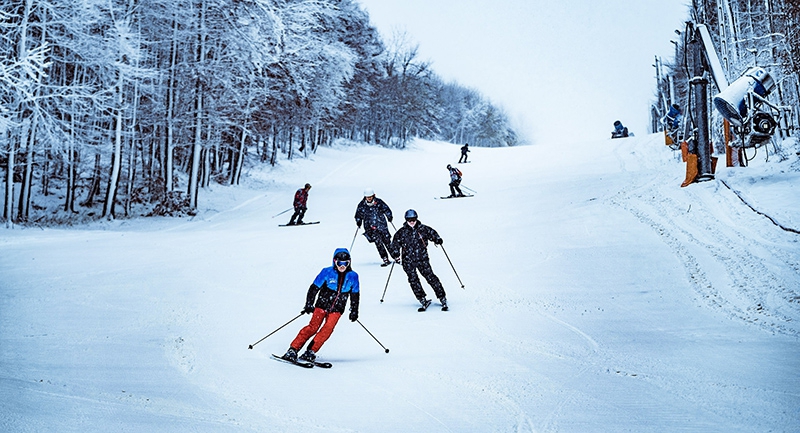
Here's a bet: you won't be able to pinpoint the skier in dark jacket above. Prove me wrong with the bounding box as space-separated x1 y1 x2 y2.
447 164 464 197
288 183 311 225
389 209 448 311
458 143 470 163
282 248 360 363
354 188 394 266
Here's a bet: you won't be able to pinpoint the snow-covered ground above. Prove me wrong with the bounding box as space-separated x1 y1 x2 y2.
1 134 799 432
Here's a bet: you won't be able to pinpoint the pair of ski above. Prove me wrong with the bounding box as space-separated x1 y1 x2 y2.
278 221 320 227
271 354 332 369
436 195 473 200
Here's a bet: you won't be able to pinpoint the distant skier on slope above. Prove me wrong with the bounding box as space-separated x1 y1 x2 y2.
287 183 311 225
389 209 448 312
458 143 470 163
611 120 630 139
355 188 395 266
281 248 360 363
447 164 464 198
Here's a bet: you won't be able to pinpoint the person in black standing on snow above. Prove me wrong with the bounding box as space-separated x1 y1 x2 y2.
447 164 464 197
389 209 448 311
288 183 311 225
458 143 470 163
354 188 395 266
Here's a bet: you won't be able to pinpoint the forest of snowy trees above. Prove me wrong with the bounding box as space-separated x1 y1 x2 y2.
651 0 800 159
1 0 520 224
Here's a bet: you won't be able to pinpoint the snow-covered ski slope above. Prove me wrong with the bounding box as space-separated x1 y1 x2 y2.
1 134 799 432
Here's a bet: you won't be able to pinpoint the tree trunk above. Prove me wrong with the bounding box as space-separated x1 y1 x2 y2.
3 125 19 224
103 70 124 219
270 125 277 166
188 0 207 210
165 13 179 196
64 117 76 213
18 116 36 222
82 153 102 208
233 125 246 185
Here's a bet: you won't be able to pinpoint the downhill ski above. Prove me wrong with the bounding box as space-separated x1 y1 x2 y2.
279 221 320 227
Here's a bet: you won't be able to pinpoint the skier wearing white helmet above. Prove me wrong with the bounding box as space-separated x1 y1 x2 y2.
354 188 395 266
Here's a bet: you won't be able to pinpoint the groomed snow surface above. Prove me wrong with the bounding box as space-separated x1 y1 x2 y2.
2 134 799 432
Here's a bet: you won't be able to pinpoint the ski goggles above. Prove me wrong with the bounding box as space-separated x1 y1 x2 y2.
336 260 350 267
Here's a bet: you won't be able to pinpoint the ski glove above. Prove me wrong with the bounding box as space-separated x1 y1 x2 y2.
349 310 358 322
434 238 443 245
302 305 315 314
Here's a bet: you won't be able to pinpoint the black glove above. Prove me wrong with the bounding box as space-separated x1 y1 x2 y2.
356 221 362 228
387 216 393 223
302 305 315 314
349 310 358 322
435 238 443 245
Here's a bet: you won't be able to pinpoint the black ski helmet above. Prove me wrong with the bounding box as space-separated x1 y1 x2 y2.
333 249 351 262
404 209 418 220
447 164 452 169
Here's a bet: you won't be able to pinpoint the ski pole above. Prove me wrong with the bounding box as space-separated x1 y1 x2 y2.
438 244 465 289
461 185 477 194
356 319 390 353
380 262 395 303
272 207 293 218
247 312 304 349
349 226 360 251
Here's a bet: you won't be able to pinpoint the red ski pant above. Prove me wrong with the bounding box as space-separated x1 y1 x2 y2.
291 308 341 353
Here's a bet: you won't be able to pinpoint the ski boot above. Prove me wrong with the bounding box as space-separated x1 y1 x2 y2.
418 298 432 312
440 297 449 311
299 349 316 362
282 347 298 362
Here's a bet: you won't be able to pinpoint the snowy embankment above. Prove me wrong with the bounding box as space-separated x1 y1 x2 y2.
1 134 798 432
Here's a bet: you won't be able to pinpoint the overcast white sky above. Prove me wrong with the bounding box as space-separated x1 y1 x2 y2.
356 0 691 145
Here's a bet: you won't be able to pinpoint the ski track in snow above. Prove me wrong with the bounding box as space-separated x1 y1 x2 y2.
607 161 800 338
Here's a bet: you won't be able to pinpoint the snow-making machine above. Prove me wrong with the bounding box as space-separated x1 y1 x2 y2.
677 22 791 186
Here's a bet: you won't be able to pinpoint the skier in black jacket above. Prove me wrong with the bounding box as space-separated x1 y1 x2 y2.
354 189 394 266
389 209 448 311
458 143 470 163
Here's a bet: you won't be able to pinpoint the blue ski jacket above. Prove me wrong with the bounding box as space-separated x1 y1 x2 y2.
304 248 360 314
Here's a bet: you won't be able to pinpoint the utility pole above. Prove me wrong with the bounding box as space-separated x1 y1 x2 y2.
688 22 714 182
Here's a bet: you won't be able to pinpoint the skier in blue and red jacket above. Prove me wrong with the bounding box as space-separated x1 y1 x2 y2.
282 248 360 363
